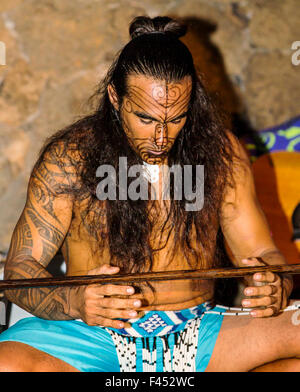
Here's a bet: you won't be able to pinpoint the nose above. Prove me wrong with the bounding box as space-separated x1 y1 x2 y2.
154 123 168 150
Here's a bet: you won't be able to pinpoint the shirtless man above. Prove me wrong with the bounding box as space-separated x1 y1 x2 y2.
0 16 299 372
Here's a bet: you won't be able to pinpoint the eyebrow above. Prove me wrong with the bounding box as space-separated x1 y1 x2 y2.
133 111 188 122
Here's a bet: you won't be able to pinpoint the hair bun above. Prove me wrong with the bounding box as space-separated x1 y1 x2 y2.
129 16 187 40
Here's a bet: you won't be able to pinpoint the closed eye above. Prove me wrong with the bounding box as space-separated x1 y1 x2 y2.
169 112 188 124
134 111 157 124
139 118 153 125
134 111 188 125
170 118 183 124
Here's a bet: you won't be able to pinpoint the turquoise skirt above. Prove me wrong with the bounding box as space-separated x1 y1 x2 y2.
0 303 224 372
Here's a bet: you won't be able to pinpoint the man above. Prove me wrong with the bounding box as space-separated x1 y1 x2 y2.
0 16 298 372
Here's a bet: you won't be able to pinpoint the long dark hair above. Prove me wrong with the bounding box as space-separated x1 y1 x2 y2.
34 16 237 274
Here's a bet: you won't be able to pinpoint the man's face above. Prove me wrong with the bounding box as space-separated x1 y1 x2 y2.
111 74 192 165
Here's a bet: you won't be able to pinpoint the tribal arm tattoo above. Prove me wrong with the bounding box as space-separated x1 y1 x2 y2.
4 143 76 320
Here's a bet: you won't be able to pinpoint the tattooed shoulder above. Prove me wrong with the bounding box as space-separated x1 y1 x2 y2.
7 141 75 268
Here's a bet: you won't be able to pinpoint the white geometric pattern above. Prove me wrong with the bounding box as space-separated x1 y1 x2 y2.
138 314 168 333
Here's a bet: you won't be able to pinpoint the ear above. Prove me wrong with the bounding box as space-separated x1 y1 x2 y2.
107 84 119 111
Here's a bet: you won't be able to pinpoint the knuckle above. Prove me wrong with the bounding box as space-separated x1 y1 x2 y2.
102 284 114 295
93 316 106 327
252 299 259 307
100 318 109 327
260 313 269 318
85 285 95 297
122 310 132 318
112 320 124 329
269 306 277 316
85 316 96 326
261 272 267 280
102 297 113 308
268 296 275 306
104 308 115 318
83 307 92 320
271 295 278 305
269 285 276 295
128 299 136 308
260 306 276 318
82 287 89 298
85 298 94 309
266 285 274 295
258 308 272 318
275 274 281 283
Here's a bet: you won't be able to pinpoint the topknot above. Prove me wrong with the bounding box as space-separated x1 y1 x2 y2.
129 16 187 40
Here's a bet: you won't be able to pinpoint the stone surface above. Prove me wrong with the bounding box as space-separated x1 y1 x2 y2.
244 51 300 129
250 0 300 50
0 0 300 250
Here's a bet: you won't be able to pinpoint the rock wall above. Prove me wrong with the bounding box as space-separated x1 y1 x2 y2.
0 0 300 251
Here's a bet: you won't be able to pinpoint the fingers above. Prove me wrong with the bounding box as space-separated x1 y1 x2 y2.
87 316 127 329
90 283 136 298
82 296 142 328
87 264 138 297
242 257 276 285
80 265 143 328
242 280 282 318
242 293 277 308
242 257 279 283
241 257 264 267
241 257 284 317
87 263 120 276
249 306 278 318
244 282 278 297
80 293 142 328
98 296 142 311
94 305 140 321
83 284 141 307
252 271 278 284
242 294 280 318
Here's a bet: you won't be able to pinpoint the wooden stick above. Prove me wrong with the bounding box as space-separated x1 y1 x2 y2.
1 263 300 291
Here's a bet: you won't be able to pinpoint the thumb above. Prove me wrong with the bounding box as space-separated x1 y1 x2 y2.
241 257 267 287
87 264 120 276
241 257 266 267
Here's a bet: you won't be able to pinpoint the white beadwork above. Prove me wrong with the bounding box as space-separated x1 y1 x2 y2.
139 314 168 333
106 303 300 372
106 317 202 372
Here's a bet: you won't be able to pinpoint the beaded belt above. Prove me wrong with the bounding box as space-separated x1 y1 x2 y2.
105 301 213 371
104 301 300 371
108 301 213 338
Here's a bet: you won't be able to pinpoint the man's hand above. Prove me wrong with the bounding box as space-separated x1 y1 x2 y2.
69 264 142 329
241 257 289 318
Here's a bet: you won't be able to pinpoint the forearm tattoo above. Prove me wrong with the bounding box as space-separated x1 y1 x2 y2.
4 144 74 320
5 256 72 320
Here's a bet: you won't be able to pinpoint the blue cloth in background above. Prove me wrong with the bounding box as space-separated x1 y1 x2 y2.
244 116 300 161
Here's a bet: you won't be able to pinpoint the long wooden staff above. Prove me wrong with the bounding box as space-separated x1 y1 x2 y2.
1 263 300 291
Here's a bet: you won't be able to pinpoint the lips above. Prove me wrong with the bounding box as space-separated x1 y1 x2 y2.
147 149 166 156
